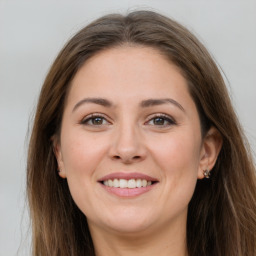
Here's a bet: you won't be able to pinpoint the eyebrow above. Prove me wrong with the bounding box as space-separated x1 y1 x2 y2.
140 98 185 112
72 98 113 112
72 97 185 112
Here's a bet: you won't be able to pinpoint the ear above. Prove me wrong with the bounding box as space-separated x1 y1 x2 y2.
51 136 67 179
198 127 223 179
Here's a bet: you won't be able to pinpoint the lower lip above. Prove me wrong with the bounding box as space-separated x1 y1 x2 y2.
99 183 156 197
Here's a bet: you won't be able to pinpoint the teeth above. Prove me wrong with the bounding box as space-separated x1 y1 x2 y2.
113 179 119 188
103 178 153 188
136 179 142 188
108 179 113 187
119 179 127 188
127 179 136 188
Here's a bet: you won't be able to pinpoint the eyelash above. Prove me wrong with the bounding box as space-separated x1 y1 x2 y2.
80 113 111 126
80 113 176 127
145 114 176 127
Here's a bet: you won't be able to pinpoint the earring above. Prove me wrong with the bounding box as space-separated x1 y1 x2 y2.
203 169 210 179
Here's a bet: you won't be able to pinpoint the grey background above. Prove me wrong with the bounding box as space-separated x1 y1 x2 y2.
1 1 255 255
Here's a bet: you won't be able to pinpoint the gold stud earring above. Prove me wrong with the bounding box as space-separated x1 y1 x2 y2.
203 169 210 179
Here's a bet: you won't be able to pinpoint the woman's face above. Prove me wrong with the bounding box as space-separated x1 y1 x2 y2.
55 46 212 236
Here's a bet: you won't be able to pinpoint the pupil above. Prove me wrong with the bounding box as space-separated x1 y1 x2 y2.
154 117 164 125
93 117 103 125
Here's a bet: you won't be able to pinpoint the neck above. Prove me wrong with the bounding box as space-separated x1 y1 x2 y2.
89 217 188 256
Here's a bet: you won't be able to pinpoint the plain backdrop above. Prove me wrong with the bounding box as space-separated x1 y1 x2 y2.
0 1 255 255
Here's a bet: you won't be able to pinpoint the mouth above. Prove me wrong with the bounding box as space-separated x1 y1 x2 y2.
100 178 157 188
98 172 159 197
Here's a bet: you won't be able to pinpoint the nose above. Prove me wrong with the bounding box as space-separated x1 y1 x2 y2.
109 123 147 164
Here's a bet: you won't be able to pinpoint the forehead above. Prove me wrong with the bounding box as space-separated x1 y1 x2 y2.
67 46 192 104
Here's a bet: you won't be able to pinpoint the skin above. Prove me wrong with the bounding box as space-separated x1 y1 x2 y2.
54 46 222 256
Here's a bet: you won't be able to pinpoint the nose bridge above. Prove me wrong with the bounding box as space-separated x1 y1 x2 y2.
110 116 145 163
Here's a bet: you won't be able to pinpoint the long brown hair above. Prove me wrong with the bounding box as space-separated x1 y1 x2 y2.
27 10 256 256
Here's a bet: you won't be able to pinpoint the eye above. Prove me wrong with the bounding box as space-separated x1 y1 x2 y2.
146 114 176 127
81 114 110 126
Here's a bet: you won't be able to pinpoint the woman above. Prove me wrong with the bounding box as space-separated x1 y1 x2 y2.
27 10 256 256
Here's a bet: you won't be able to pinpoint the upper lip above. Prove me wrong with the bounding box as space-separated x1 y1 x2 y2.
98 172 158 182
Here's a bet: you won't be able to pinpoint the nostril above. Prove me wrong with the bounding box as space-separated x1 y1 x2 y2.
112 155 141 162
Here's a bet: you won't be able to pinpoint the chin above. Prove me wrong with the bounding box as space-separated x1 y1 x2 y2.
104 218 153 235
88 207 157 235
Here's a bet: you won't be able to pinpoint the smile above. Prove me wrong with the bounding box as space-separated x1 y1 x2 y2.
98 172 158 197
103 179 153 188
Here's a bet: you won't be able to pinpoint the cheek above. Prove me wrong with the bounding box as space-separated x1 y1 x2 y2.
61 131 108 178
151 132 201 173
150 131 201 200
60 131 109 212
162 135 201 204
